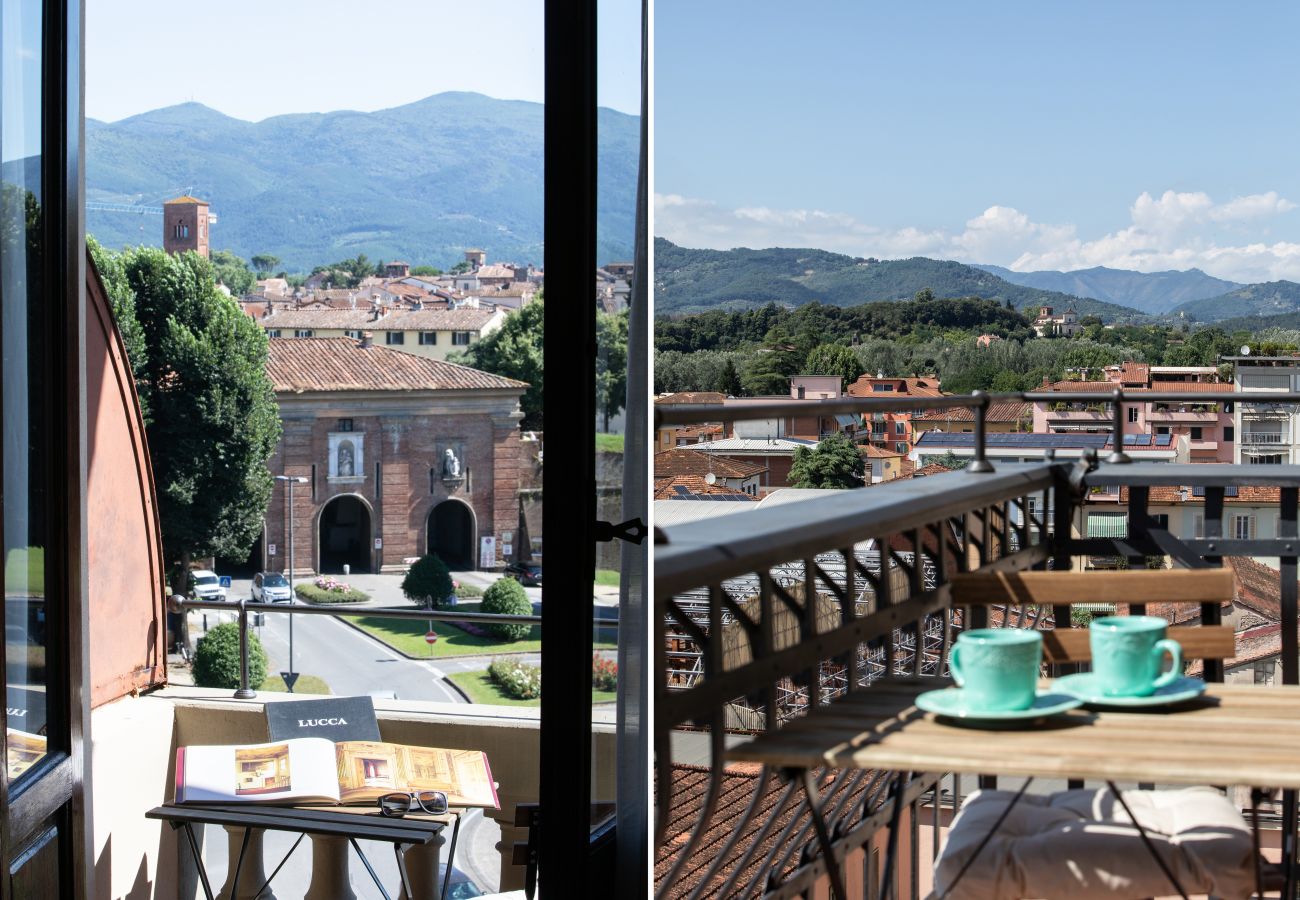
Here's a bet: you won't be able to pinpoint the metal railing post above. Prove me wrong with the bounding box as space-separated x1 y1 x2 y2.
967 391 994 473
1107 388 1131 464
234 598 256 699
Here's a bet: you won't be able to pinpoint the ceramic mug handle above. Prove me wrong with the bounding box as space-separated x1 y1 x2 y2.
1151 638 1182 690
949 643 965 688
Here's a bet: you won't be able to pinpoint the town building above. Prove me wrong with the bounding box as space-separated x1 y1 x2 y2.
683 436 816 492
847 373 944 454
1031 362 1234 462
464 248 488 270
1032 305 1082 337
861 444 911 483
910 431 1180 466
912 401 1032 438
1228 353 1300 464
162 195 212 258
384 260 411 278
261 336 527 574
257 307 505 361
653 447 765 496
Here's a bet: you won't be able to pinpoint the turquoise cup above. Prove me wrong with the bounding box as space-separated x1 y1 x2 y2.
1090 616 1182 697
948 629 1042 711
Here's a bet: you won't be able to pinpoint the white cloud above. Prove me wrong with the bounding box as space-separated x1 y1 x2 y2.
653 189 1300 283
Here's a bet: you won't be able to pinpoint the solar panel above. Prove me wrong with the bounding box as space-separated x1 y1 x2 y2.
673 485 690 495
1192 486 1238 498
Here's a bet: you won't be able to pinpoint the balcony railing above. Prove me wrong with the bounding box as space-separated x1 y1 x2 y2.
1243 432 1288 445
654 388 1300 900
1147 409 1219 423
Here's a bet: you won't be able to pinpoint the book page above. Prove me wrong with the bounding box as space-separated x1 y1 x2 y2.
398 745 500 809
335 742 499 808
6 730 47 781
177 738 340 804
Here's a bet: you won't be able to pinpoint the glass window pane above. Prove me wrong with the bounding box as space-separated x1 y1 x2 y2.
2 0 51 783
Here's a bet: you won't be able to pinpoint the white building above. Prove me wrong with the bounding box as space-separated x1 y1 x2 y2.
1230 354 1300 464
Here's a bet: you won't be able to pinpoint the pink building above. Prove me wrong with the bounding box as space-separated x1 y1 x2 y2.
1031 362 1234 462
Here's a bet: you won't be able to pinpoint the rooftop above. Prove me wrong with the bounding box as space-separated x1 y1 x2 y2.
261 307 497 331
266 337 526 393
653 447 767 480
913 401 1032 423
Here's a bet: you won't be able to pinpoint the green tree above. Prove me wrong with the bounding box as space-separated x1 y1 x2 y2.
788 433 865 489
210 249 256 295
481 577 533 640
933 450 970 471
192 622 268 690
716 357 742 396
110 246 282 581
450 260 472 275
596 310 628 432
250 254 281 274
456 297 543 428
410 265 442 276
401 554 455 609
913 288 935 303
805 344 865 388
89 236 150 419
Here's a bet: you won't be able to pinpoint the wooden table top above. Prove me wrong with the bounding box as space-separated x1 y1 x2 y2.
725 678 1300 788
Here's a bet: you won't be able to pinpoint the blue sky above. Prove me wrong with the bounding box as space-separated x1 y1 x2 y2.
87 0 640 121
654 2 1300 282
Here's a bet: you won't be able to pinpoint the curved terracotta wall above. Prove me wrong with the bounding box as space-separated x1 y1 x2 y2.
86 251 167 705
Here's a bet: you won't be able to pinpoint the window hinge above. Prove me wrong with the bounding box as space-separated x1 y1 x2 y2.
595 517 647 544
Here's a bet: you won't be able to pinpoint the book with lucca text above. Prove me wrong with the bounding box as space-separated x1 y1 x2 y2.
174 738 499 809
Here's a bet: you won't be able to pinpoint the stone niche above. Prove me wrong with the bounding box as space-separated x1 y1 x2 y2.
327 431 366 483
439 440 466 491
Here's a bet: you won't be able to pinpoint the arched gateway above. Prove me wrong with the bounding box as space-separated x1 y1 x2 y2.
428 499 475 570
319 495 372 573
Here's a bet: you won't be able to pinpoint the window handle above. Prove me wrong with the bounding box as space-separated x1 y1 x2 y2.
595 517 646 545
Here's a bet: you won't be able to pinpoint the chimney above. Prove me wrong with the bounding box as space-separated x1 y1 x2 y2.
359 331 373 349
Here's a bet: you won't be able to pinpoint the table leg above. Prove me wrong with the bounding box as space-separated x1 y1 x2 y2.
181 822 217 900
879 771 909 900
797 768 848 900
1105 781 1189 900
227 826 251 900
441 816 461 900
251 834 305 900
349 837 393 900
394 844 414 900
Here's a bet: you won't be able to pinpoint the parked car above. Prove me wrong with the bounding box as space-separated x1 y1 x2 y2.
188 569 227 602
251 571 293 603
504 561 542 586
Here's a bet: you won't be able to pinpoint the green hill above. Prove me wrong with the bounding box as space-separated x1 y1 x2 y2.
976 263 1241 315
87 93 639 271
654 239 1145 322
1172 281 1300 323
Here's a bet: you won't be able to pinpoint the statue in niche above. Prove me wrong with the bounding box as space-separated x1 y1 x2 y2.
338 442 355 477
443 447 461 478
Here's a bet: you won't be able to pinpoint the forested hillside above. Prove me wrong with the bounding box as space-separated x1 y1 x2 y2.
655 239 1146 321
1173 281 1300 322
976 264 1241 315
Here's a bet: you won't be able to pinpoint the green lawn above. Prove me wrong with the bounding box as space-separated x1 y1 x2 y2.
4 547 44 596
594 568 622 587
352 603 616 659
595 433 624 454
447 670 617 707
261 674 331 694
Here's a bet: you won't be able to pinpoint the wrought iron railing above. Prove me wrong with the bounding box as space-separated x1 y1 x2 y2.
654 388 1300 900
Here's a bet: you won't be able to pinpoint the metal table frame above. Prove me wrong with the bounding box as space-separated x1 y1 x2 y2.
147 803 462 900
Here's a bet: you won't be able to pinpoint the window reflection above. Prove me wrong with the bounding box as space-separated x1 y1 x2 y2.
2 0 51 783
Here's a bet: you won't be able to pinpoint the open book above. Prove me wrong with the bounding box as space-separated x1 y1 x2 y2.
175 738 499 809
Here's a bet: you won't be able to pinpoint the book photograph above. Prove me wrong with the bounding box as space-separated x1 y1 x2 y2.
234 743 292 796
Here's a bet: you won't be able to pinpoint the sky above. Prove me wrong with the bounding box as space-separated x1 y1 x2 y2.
87 0 640 121
654 2 1300 283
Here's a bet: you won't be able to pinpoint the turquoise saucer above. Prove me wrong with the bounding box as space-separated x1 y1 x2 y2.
915 687 1083 720
1053 673 1206 708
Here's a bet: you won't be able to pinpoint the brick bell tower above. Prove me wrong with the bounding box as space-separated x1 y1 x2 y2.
162 195 211 258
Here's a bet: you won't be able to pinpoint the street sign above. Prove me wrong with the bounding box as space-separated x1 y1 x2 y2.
268 543 277 556
479 536 497 568
424 630 438 644
280 671 300 693
374 537 383 550
219 576 232 588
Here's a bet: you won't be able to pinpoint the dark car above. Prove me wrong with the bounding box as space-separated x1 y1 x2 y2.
504 562 542 586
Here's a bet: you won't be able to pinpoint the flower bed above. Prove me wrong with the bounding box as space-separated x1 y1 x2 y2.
488 658 541 700
295 577 370 604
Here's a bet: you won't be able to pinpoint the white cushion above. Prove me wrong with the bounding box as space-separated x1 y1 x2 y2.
934 786 1255 899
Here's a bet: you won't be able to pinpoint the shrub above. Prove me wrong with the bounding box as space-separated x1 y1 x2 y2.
481 577 532 640
455 581 484 599
295 582 369 604
592 654 618 692
192 622 267 690
488 658 541 700
402 554 455 609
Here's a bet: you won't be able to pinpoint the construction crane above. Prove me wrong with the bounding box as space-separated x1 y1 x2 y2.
86 186 216 221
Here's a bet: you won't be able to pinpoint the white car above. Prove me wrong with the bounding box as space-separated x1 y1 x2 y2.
252 572 293 603
188 569 228 602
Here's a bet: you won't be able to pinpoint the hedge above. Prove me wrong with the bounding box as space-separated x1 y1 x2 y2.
295 582 370 604
481 578 532 640
193 622 267 690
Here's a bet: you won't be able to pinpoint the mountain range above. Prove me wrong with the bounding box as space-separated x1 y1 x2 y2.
1169 281 1300 323
654 239 1144 321
86 93 640 271
975 264 1241 315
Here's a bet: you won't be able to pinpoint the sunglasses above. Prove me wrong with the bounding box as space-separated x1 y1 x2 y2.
378 790 449 817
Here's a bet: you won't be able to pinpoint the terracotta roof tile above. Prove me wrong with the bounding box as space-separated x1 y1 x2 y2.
914 401 1032 423
1043 380 1232 393
656 392 727 405
654 476 759 500
164 195 207 205
266 337 526 392
654 448 767 480
261 308 497 331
